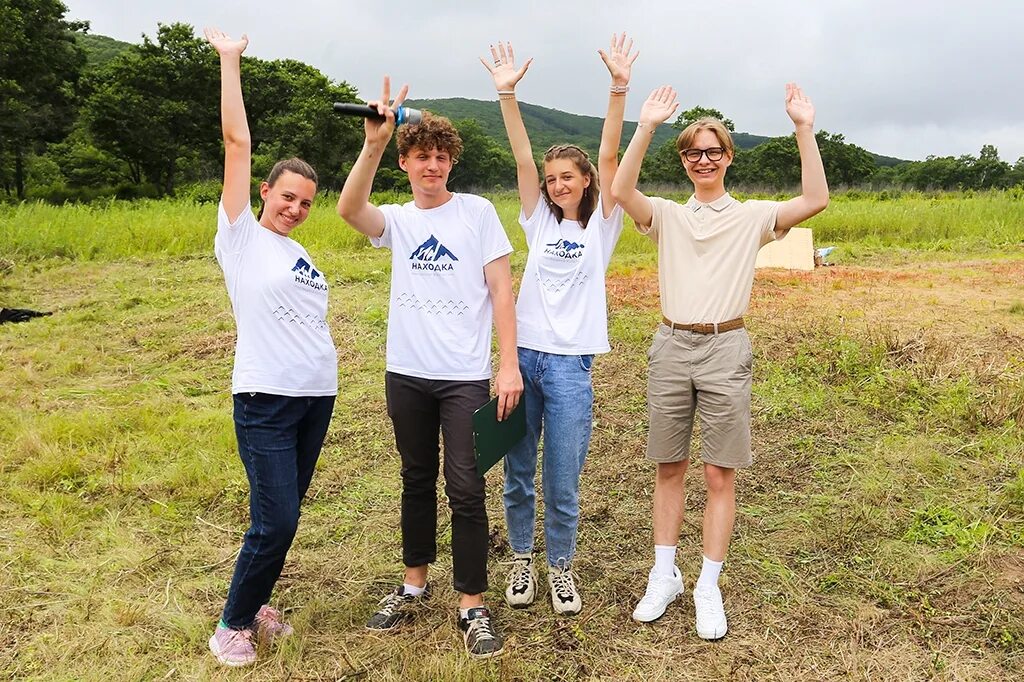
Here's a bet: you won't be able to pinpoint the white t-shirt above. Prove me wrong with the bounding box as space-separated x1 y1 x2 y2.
516 197 624 354
372 193 513 380
215 202 338 396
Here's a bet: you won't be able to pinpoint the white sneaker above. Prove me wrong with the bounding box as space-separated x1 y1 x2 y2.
505 553 537 607
692 584 728 640
632 566 683 622
548 564 582 615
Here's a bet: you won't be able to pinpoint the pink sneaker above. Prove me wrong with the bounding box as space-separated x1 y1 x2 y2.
256 604 294 642
208 624 256 667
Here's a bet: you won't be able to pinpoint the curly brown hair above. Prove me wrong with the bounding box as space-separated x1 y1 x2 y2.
396 113 463 162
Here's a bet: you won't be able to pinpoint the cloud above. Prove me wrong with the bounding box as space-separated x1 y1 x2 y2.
65 0 1024 162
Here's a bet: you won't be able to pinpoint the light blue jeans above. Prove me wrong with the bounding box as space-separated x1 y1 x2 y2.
503 347 594 568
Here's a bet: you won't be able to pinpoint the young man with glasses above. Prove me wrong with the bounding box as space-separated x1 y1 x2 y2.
610 84 829 639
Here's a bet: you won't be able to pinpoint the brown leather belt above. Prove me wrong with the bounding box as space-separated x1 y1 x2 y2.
662 316 744 334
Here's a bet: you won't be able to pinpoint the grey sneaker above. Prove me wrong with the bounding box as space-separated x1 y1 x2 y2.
458 607 505 659
548 564 582 615
366 584 430 631
504 553 537 608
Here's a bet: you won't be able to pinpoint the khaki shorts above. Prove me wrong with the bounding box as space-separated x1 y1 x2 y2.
645 324 753 468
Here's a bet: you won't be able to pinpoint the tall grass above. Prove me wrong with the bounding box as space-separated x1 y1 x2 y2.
3 190 1023 264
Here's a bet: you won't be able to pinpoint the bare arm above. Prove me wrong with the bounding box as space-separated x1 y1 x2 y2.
597 32 638 218
205 28 250 223
337 77 409 238
610 87 679 228
484 254 523 421
775 83 830 236
481 42 540 217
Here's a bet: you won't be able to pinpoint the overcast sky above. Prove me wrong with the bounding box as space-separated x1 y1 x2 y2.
65 0 1024 163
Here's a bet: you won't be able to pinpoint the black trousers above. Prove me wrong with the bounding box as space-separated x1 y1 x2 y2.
385 371 490 595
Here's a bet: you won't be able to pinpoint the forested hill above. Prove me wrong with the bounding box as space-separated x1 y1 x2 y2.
69 31 902 165
409 97 906 166
407 97 771 154
76 33 133 69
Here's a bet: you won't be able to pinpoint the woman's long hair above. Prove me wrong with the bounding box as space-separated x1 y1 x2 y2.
540 144 598 228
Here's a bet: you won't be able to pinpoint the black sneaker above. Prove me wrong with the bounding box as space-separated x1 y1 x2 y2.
366 584 430 631
457 606 505 659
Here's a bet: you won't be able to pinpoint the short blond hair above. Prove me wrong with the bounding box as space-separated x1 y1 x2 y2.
675 117 735 157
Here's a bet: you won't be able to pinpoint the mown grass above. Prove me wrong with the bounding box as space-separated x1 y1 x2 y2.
1 196 1023 680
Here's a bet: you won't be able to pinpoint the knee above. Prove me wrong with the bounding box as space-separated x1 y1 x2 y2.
704 464 736 496
258 507 300 551
446 479 485 517
656 460 688 484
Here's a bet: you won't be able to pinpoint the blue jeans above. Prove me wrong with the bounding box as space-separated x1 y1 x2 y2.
221 392 335 629
503 347 594 568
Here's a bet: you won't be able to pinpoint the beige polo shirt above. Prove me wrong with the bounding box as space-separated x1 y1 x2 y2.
640 193 781 324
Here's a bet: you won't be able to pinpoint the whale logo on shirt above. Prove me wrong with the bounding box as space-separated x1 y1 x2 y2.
544 239 585 259
409 235 459 272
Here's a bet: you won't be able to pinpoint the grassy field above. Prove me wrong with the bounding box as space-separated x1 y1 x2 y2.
1 192 1023 680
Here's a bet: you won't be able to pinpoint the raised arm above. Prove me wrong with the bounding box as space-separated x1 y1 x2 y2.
336 76 409 238
610 86 679 228
481 42 540 218
774 83 829 236
205 28 251 223
597 32 638 218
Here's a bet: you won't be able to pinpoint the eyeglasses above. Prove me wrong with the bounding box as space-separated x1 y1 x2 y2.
680 147 726 163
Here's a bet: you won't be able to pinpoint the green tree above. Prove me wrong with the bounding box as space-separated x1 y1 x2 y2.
83 23 218 194
0 0 87 198
84 23 362 196
744 130 874 188
239 58 361 192
448 118 516 191
672 106 735 132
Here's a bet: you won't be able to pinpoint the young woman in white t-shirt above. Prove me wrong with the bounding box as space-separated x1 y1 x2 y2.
480 34 636 615
204 28 338 667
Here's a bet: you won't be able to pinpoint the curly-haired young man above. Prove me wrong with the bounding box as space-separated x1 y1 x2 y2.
337 77 522 659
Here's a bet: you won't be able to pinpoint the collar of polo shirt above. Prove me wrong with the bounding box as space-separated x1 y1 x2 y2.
685 193 736 213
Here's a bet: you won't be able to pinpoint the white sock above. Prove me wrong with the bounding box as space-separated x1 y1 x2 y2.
402 582 425 597
459 607 471 619
696 556 723 590
653 545 677 578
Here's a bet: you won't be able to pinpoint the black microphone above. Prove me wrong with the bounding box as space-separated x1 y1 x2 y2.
332 102 423 125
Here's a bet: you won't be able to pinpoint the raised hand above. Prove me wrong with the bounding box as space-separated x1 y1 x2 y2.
203 27 248 58
598 32 639 86
639 86 679 127
480 41 533 92
364 75 409 147
785 82 815 129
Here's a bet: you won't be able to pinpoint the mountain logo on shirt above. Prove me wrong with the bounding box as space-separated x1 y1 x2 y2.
292 257 328 291
544 239 585 259
409 235 458 272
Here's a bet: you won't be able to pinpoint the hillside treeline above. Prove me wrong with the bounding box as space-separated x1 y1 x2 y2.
4 2 1024 203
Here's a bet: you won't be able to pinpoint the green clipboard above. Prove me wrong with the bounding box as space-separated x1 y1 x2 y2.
472 395 527 476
